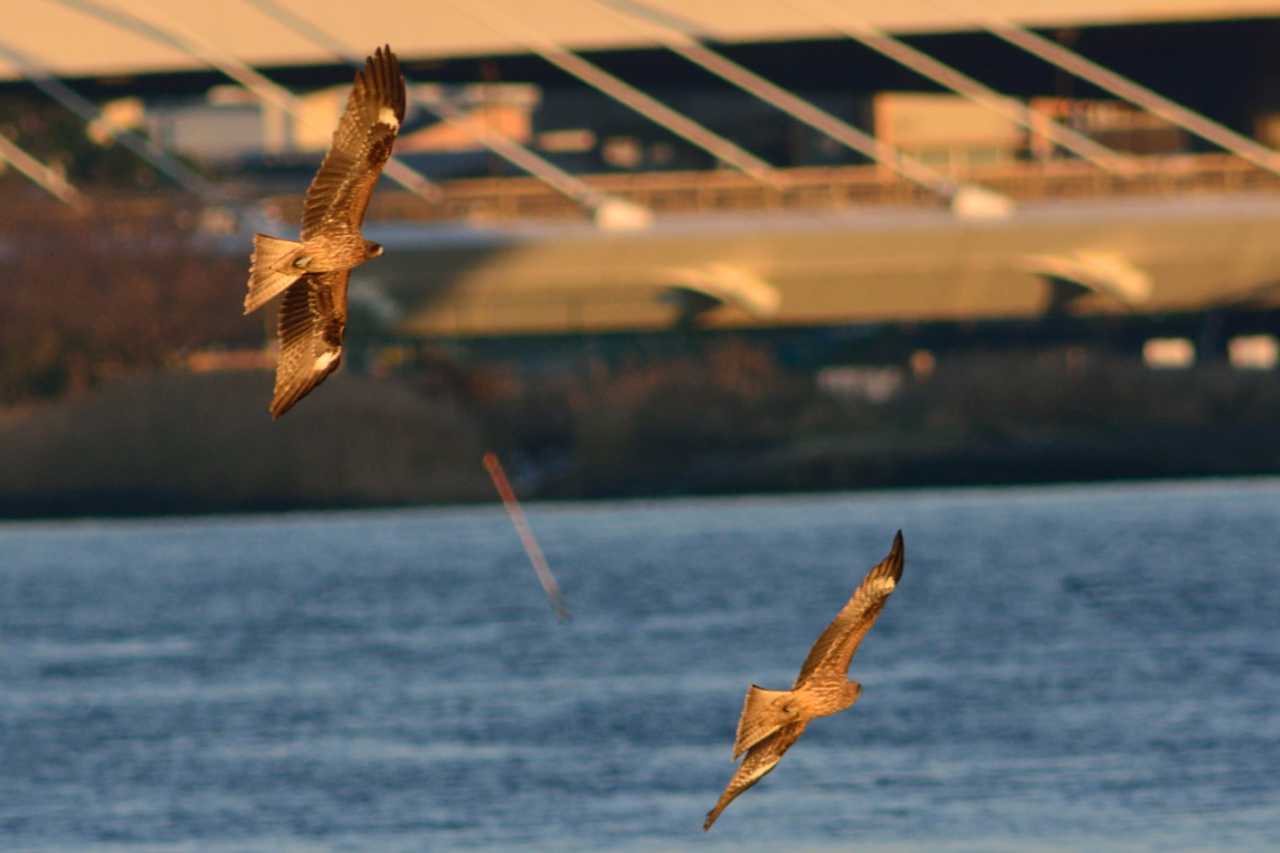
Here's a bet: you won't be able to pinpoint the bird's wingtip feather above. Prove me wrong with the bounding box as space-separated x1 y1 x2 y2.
879 529 905 581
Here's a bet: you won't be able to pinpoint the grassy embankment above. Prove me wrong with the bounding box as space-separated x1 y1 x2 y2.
2 345 1277 517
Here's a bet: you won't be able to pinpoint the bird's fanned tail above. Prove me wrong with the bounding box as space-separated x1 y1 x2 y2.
732 685 797 760
245 233 305 314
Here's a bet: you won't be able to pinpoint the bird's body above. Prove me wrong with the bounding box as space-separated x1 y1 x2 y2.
704 530 905 831
287 231 378 274
243 45 405 418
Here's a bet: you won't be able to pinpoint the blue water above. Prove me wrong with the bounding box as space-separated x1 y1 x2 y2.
1 479 1278 851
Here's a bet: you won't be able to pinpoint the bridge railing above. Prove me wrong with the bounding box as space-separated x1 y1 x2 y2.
344 152 1280 225
6 151 1280 229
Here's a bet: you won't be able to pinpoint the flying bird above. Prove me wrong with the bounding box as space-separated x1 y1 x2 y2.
243 45 406 418
703 530 905 831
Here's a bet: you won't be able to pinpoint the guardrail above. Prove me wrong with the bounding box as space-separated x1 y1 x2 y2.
7 152 1280 229
350 152 1280 224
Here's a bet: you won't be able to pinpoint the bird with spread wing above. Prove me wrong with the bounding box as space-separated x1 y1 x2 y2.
703 530 905 831
243 45 405 418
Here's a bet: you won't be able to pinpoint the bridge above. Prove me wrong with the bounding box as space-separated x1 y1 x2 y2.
4 1 1280 353
235 153 1280 338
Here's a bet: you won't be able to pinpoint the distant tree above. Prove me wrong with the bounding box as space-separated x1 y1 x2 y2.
0 199 258 404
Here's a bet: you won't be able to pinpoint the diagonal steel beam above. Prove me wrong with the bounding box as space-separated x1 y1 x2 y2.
598 0 1013 217
446 0 782 188
244 0 652 229
54 0 442 204
0 130 85 208
0 33 217 200
786 0 1138 175
937 0 1280 175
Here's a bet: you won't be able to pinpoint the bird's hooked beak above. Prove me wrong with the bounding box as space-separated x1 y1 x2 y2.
366 241 384 258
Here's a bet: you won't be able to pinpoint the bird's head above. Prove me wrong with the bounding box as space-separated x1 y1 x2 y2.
845 680 863 706
364 240 384 259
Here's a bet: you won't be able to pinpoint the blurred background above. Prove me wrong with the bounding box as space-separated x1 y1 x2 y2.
2 0 1280 515
3 3 1280 851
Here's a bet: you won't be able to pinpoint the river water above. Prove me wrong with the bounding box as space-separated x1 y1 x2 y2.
2 479 1277 851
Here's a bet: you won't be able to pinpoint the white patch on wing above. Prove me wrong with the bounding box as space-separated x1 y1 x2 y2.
868 577 896 596
376 106 399 130
313 350 340 373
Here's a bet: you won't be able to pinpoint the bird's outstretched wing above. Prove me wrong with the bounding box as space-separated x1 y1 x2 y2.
269 271 349 419
704 722 807 831
300 45 405 241
793 530 905 686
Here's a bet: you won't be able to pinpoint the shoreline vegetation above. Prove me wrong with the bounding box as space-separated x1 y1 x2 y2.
3 198 1277 520
2 345 1277 519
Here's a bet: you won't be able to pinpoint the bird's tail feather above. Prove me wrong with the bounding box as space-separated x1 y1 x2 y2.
732 685 796 760
245 233 304 314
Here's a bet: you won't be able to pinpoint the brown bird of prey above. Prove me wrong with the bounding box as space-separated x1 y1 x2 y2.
243 45 405 418
703 530 905 831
